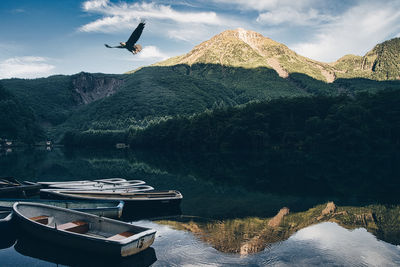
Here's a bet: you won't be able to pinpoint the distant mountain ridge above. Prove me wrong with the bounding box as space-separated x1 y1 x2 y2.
153 29 400 83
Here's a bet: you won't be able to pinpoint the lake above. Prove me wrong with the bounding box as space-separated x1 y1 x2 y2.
0 148 399 266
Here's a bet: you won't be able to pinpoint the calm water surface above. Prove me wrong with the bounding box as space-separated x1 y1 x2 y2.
0 148 399 266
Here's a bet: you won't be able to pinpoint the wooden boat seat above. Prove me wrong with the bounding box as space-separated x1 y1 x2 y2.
107 231 134 241
30 215 49 225
58 220 89 234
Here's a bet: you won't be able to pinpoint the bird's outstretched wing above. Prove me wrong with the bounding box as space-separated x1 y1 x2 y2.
126 22 145 47
104 44 124 48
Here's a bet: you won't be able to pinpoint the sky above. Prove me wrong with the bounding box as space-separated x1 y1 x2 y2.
0 0 400 79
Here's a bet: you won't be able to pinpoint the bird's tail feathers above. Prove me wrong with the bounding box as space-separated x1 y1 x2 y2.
104 44 112 48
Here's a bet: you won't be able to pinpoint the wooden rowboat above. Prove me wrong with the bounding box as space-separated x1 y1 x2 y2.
13 202 157 257
40 189 183 210
0 178 41 197
0 199 124 219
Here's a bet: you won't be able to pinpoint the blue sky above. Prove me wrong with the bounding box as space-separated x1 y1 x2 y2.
1 0 400 79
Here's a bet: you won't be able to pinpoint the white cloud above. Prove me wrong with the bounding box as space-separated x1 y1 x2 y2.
257 7 333 25
82 0 108 11
80 0 224 33
292 1 400 62
0 57 55 79
290 222 400 266
136 45 169 60
210 0 314 11
10 8 26 14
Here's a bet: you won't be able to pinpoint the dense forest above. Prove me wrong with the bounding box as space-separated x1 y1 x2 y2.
124 89 400 152
0 83 43 144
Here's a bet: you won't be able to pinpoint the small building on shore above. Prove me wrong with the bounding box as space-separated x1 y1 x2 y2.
115 143 130 149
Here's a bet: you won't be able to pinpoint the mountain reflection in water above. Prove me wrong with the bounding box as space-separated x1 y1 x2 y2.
138 220 400 266
157 202 400 255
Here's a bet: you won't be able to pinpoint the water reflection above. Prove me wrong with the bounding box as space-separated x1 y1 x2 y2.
157 202 400 254
2 220 398 266
135 220 400 266
0 230 16 250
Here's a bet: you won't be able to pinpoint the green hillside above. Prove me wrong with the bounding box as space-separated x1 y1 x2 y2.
0 83 44 143
1 75 75 126
1 72 125 136
62 63 398 135
61 64 313 132
128 89 400 152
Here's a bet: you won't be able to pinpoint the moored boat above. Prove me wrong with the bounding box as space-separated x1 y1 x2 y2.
0 178 41 197
40 189 183 210
13 202 157 257
46 179 148 190
41 184 155 194
38 178 131 188
0 199 124 219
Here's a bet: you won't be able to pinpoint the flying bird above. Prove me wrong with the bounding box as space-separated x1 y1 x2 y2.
104 22 145 55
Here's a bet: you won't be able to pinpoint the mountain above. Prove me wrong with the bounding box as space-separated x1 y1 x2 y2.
66 30 399 134
1 29 400 142
154 28 337 83
155 29 400 83
333 37 400 80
